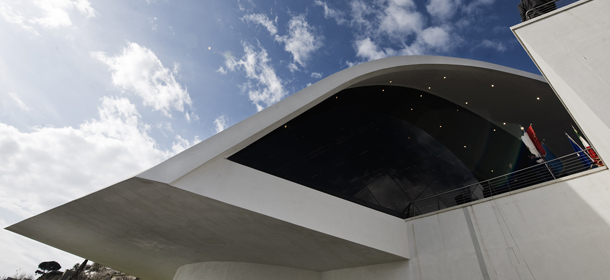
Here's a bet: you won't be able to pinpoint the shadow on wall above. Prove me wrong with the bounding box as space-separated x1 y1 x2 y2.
402 170 610 280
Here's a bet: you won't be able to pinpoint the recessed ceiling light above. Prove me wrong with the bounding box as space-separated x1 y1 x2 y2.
465 102 468 104
464 145 467 148
491 170 494 172
382 89 384 92
537 97 540 100
389 80 392 83
493 129 496 131
284 125 287 128
456 109 459 111
503 122 506 125
439 125 442 128
411 108 413 110
336 96 338 99
428 87 431 89
420 95 423 97
491 84 495 87
443 76 446 79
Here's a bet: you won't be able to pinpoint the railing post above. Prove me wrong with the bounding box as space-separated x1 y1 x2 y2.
543 158 557 180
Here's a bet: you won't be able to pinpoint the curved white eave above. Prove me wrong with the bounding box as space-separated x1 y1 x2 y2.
137 55 547 185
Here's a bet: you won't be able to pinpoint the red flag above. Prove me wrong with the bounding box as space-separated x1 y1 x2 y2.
526 125 546 157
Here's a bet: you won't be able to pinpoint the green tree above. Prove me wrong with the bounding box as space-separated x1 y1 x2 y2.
34 261 62 280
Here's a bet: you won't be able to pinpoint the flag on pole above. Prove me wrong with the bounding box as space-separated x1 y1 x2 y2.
526 125 546 157
542 142 564 176
566 133 594 169
572 126 604 166
521 126 541 158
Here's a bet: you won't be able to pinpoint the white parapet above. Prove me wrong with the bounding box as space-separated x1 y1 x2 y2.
320 168 610 280
511 0 610 160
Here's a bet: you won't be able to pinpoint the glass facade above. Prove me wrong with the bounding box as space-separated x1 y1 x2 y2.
229 86 536 218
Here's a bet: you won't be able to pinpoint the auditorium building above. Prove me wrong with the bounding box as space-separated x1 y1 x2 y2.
8 1 610 279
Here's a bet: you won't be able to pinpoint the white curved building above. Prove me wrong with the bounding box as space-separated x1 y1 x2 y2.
8 2 610 279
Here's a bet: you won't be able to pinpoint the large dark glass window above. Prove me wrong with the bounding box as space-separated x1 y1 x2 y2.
229 86 532 217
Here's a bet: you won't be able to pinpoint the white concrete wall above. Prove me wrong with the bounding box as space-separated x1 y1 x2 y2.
511 0 610 160
320 261 410 280
403 169 610 280
174 169 610 280
172 158 410 260
173 262 320 280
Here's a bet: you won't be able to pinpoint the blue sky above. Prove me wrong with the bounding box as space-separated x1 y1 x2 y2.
0 0 538 276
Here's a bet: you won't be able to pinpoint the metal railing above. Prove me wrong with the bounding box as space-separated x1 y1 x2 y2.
525 0 582 20
404 151 604 218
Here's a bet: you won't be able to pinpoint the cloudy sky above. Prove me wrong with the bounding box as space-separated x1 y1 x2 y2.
0 0 538 276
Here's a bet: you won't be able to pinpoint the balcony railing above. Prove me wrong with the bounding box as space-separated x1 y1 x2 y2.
525 0 582 20
404 150 604 218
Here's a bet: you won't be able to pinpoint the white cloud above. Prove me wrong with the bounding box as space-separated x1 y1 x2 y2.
354 38 392 61
92 42 197 120
8 92 30 111
455 18 470 29
310 72 322 79
223 42 286 111
0 96 203 276
172 62 180 74
314 0 346 25
478 39 507 52
354 25 460 61
346 0 467 62
275 15 323 69
73 0 95 18
240 14 321 71
0 97 170 219
242 13 277 35
171 134 199 154
419 26 453 52
349 0 376 33
288 62 299 73
33 0 95 29
426 0 461 22
213 114 229 133
0 3 38 35
379 0 425 38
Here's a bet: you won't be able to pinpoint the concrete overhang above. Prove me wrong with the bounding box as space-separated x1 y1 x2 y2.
7 55 568 280
8 177 407 280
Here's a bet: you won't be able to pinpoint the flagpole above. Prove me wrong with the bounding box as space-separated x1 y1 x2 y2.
566 132 595 163
566 132 595 169
541 155 556 180
572 126 601 165
522 125 556 179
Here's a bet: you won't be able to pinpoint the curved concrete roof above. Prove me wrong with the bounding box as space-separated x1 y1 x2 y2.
138 55 568 185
